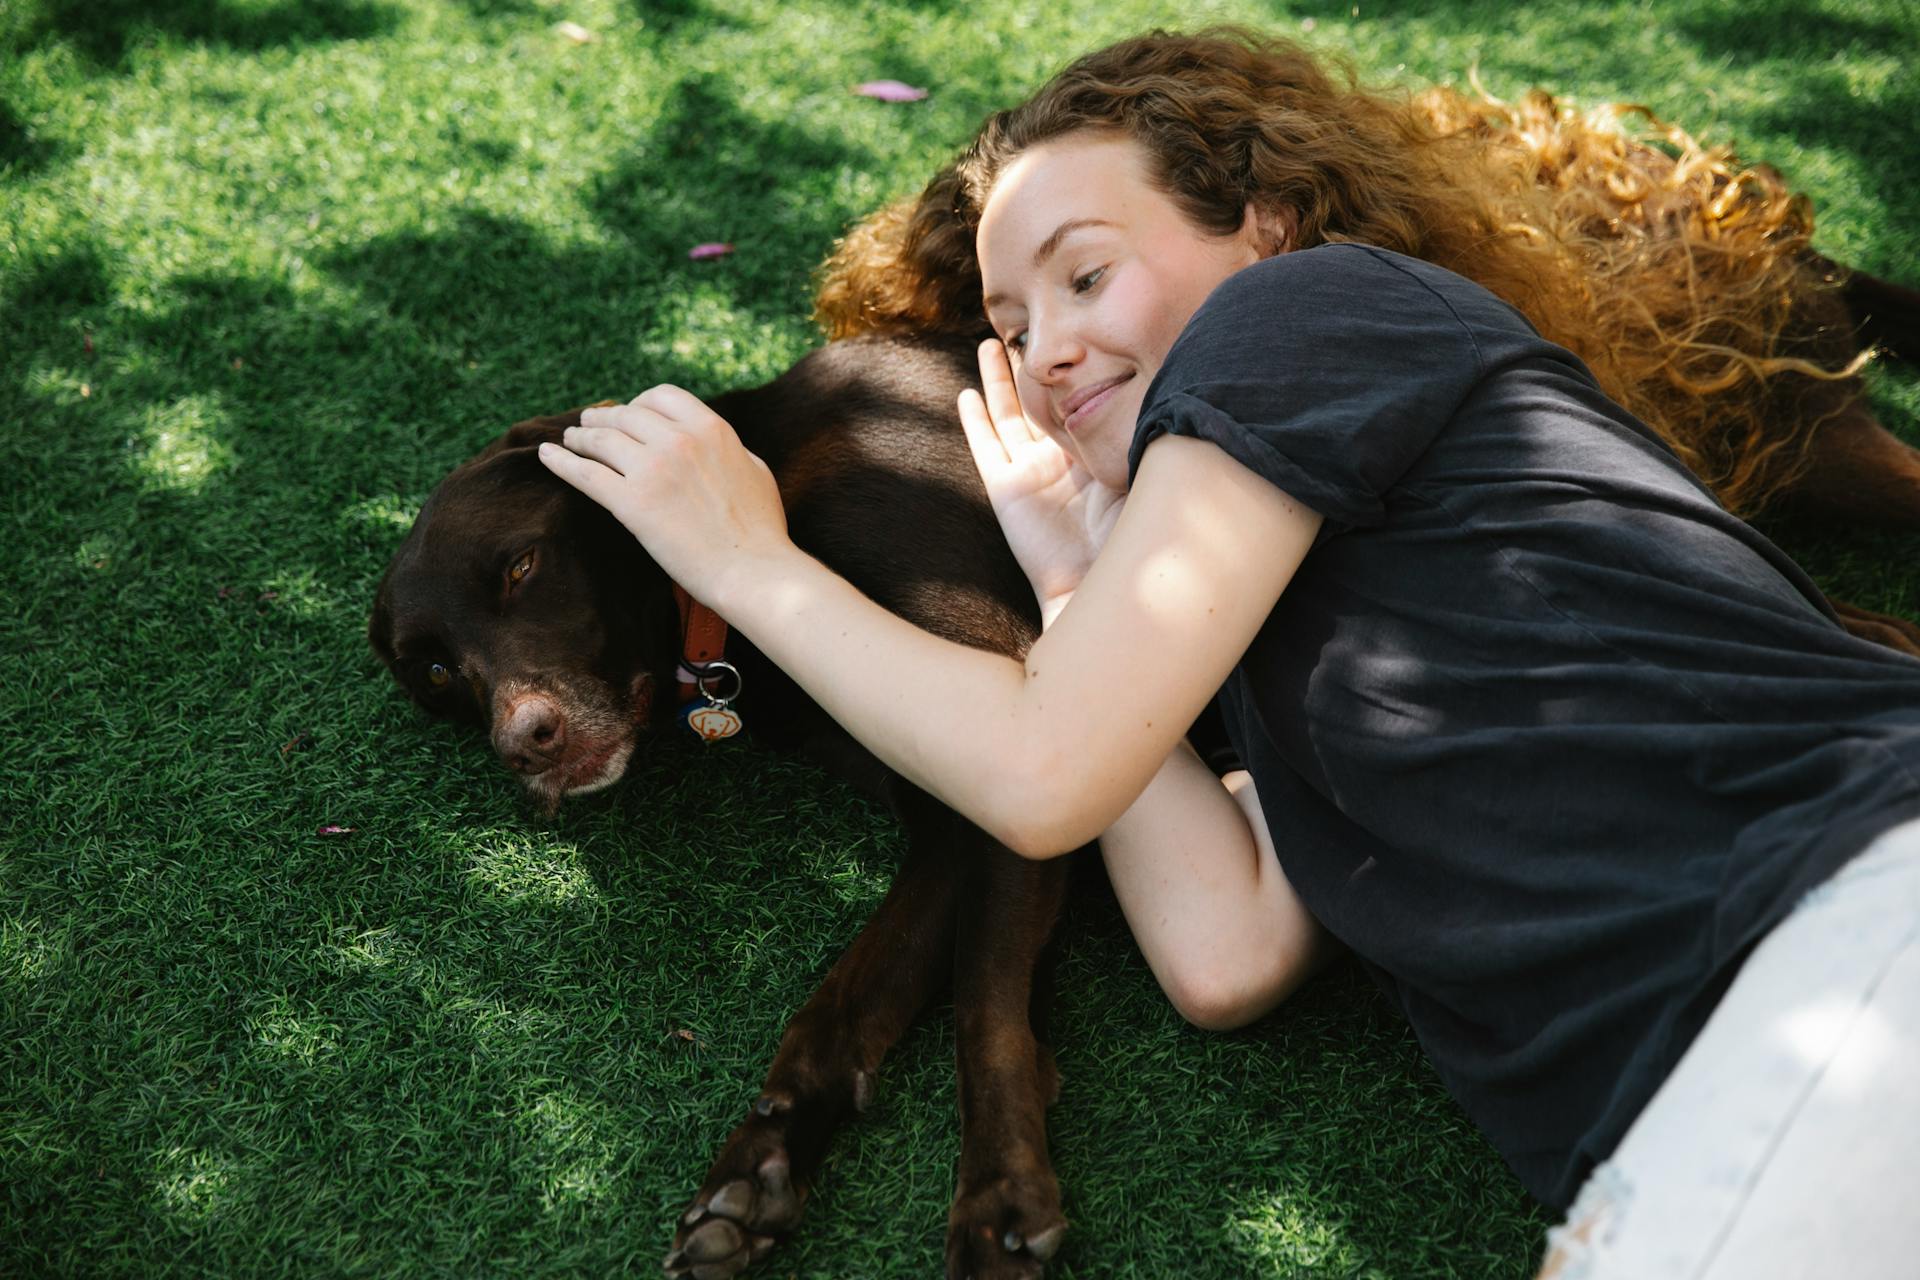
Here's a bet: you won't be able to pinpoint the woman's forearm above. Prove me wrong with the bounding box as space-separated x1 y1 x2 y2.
713 543 1076 856
1099 743 1330 1029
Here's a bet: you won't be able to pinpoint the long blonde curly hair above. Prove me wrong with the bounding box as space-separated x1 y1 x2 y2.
814 28 1867 515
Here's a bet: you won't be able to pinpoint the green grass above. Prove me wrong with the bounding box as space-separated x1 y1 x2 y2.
3 0 1916 1275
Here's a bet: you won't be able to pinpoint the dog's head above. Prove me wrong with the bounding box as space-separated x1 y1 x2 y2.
369 410 679 809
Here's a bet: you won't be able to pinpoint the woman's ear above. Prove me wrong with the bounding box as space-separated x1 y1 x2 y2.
1241 202 1297 257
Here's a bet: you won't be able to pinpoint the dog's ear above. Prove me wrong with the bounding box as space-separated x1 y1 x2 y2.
479 401 622 458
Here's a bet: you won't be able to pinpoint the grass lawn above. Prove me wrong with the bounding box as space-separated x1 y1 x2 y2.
3 0 1915 1275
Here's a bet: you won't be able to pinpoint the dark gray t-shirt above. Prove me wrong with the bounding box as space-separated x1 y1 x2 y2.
1128 243 1920 1209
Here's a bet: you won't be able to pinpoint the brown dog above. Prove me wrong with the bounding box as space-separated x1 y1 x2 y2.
373 334 1073 1279
371 274 1920 1277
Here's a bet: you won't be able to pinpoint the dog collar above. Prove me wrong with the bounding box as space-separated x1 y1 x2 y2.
672 583 744 742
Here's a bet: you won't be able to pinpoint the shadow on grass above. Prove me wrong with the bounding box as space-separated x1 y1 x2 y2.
1670 0 1912 60
1277 0 1917 203
4 0 403 67
1665 0 1920 239
580 69 884 279
0 97 67 178
619 0 727 38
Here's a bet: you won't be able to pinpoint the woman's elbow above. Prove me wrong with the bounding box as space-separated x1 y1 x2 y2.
1166 971 1274 1032
1164 948 1316 1032
994 813 1093 861
986 765 1112 861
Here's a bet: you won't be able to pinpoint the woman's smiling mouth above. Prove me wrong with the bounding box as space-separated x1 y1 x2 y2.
1061 373 1134 433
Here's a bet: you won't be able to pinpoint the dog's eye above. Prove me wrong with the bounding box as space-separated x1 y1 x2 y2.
507 549 535 588
426 662 452 688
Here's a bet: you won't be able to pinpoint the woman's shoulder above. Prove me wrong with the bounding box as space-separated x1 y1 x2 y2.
1190 244 1542 360
1210 243 1499 313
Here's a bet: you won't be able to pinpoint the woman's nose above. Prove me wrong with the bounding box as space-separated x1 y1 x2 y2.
1024 320 1082 379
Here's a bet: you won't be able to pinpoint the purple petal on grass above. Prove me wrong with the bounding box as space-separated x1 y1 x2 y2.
316 824 356 836
854 80 928 102
687 242 735 260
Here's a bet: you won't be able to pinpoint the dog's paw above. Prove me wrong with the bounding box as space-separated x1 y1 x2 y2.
944 1171 1067 1280
665 1106 809 1279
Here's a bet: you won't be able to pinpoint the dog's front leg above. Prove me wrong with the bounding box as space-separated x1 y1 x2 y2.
664 783 961 1279
944 840 1073 1280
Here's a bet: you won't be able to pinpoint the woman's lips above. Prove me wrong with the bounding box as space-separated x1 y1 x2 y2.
1062 374 1133 433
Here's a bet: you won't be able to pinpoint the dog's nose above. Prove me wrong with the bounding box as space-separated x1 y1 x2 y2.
494 694 568 774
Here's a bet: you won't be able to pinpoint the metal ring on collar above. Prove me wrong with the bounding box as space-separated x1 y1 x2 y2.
687 659 742 704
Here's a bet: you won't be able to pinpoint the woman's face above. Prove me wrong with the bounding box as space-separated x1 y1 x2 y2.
977 132 1266 490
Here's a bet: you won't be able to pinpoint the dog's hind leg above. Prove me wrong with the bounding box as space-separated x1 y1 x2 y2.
1840 265 1920 363
1764 259 1920 529
665 783 962 1279
1827 598 1920 659
944 841 1074 1280
1773 389 1920 653
1781 391 1920 529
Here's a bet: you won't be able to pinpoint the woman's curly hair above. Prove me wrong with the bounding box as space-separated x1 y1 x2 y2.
814 27 1867 515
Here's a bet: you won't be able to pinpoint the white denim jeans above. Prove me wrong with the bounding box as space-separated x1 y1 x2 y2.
1541 815 1920 1279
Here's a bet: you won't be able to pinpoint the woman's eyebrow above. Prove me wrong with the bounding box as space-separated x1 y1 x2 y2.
1030 217 1117 269
984 218 1118 311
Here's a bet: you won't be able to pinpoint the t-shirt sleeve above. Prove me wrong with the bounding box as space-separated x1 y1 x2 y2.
1127 245 1489 531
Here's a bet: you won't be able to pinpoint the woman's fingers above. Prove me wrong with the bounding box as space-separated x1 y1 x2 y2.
559 420 650 476
629 383 712 423
977 339 1039 443
538 439 625 507
959 387 1011 470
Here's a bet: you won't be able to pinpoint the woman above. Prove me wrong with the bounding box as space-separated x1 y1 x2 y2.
540 29 1920 1279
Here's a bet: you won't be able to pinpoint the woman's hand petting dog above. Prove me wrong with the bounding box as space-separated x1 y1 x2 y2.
539 385 795 612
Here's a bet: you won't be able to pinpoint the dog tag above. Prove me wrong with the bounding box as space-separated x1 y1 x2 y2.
680 660 744 743
686 702 742 742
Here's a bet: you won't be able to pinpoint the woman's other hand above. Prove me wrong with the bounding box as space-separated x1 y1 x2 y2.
959 339 1125 621
538 385 790 611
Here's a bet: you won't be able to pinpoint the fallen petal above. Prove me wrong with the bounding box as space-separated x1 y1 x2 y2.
853 79 928 102
555 20 594 43
316 824 356 836
687 242 734 260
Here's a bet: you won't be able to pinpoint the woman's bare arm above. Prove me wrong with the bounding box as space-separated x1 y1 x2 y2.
698 432 1322 857
1098 744 1333 1028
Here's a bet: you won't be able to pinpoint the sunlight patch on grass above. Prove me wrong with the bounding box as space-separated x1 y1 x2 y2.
326 923 428 979
135 395 234 492
153 1146 245 1226
21 361 97 409
252 566 337 620
0 918 62 987
341 493 424 536
72 533 124 574
656 286 811 386
466 837 604 911
1227 1189 1354 1272
518 1088 620 1214
247 996 343 1067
